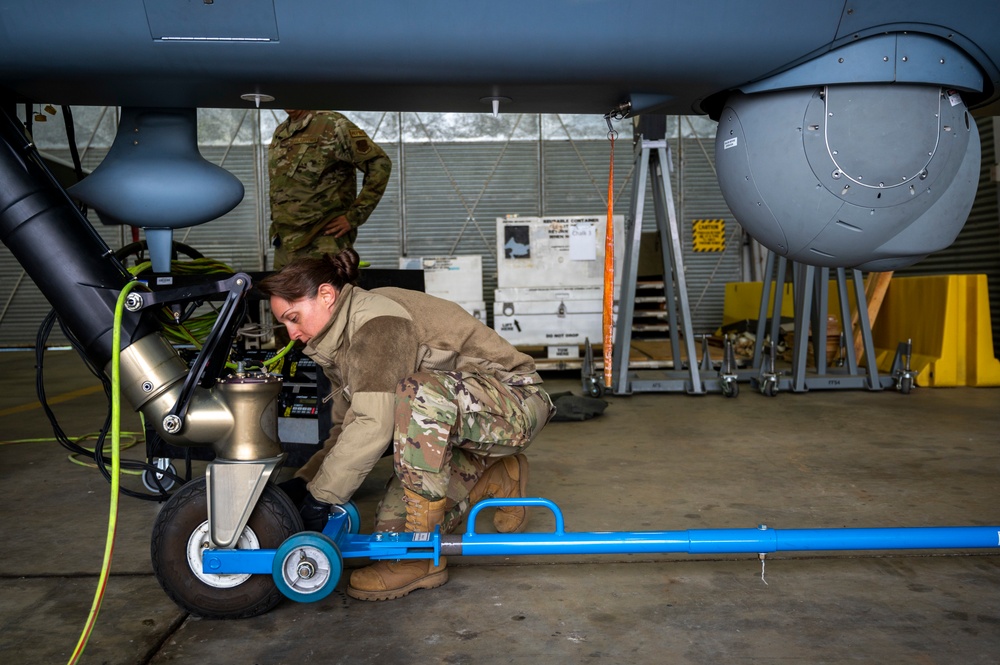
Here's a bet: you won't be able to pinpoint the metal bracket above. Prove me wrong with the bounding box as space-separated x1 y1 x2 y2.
162 272 252 432
206 456 283 549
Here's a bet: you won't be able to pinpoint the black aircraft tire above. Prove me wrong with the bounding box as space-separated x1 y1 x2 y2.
151 477 303 619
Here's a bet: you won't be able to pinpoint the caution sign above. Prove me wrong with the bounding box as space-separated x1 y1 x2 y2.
692 219 726 252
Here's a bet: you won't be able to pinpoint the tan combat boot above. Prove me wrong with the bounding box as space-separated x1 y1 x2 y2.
468 454 529 533
347 488 448 601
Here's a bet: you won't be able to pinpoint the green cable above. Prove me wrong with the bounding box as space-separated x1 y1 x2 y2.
66 432 144 475
0 421 146 478
0 433 140 446
264 340 296 369
67 278 141 665
128 257 236 348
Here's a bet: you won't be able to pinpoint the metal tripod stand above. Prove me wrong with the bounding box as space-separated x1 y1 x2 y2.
611 137 715 394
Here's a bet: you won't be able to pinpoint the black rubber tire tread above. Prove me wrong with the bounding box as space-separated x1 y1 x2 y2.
900 376 913 395
150 478 304 619
722 380 739 398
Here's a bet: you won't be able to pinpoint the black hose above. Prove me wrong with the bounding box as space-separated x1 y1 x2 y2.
35 309 186 501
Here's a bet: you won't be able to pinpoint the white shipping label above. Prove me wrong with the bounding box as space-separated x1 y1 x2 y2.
569 222 597 261
723 136 738 150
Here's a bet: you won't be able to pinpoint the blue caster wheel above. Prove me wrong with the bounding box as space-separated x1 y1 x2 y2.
272 532 342 603
330 500 362 535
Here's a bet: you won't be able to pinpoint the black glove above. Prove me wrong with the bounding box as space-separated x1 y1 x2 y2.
277 476 309 507
299 492 332 532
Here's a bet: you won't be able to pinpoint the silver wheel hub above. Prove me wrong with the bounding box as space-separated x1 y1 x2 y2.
281 545 333 593
186 519 260 588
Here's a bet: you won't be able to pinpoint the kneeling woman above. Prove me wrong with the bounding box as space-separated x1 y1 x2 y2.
258 249 554 601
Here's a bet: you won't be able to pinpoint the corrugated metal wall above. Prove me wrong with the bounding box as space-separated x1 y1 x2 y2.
675 129 745 333
0 108 752 346
0 106 897 348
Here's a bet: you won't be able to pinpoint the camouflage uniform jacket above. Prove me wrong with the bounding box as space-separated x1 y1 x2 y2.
268 111 391 259
300 283 542 505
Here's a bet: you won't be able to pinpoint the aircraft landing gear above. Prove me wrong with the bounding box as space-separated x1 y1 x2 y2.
150 478 303 619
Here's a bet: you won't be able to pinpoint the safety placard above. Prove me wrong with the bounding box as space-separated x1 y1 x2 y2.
692 219 726 252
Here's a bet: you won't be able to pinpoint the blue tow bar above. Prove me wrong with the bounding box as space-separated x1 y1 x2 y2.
203 498 1000 603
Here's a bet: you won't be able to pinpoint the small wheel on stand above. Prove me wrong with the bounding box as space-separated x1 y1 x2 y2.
720 378 739 398
151 478 303 618
762 378 777 397
898 375 913 395
272 532 343 603
142 458 178 492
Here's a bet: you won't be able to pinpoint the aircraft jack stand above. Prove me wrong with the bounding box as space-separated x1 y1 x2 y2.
750 340 780 397
581 337 604 398
715 335 739 398
200 498 1000 607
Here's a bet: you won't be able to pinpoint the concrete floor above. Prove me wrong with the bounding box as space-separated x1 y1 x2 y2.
1 348 999 664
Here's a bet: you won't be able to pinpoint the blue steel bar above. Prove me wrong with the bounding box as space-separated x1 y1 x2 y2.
446 499 1000 557
205 498 1000 577
449 526 1000 557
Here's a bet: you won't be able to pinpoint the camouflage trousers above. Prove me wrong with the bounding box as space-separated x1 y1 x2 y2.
374 370 554 533
272 231 357 269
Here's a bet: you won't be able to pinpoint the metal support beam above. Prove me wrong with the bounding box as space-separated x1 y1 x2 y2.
747 250 894 394
612 139 704 394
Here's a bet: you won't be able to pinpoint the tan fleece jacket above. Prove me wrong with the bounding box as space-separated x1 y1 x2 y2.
300 284 541 505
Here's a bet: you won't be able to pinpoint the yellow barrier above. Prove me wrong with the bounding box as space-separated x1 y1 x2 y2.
872 274 1000 387
723 275 1000 387
721 282 795 327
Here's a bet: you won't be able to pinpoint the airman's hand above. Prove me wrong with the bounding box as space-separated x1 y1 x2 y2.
324 215 352 238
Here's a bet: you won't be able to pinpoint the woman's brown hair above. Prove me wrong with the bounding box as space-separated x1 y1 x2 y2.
257 248 361 301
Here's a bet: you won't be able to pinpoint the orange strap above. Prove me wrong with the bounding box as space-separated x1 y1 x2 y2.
603 132 615 388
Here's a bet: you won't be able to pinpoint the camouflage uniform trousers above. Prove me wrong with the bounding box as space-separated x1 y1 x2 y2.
374 370 554 533
272 232 357 270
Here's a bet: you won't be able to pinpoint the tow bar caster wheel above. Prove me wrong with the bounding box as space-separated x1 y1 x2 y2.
273 532 343 603
720 378 739 398
331 501 362 535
